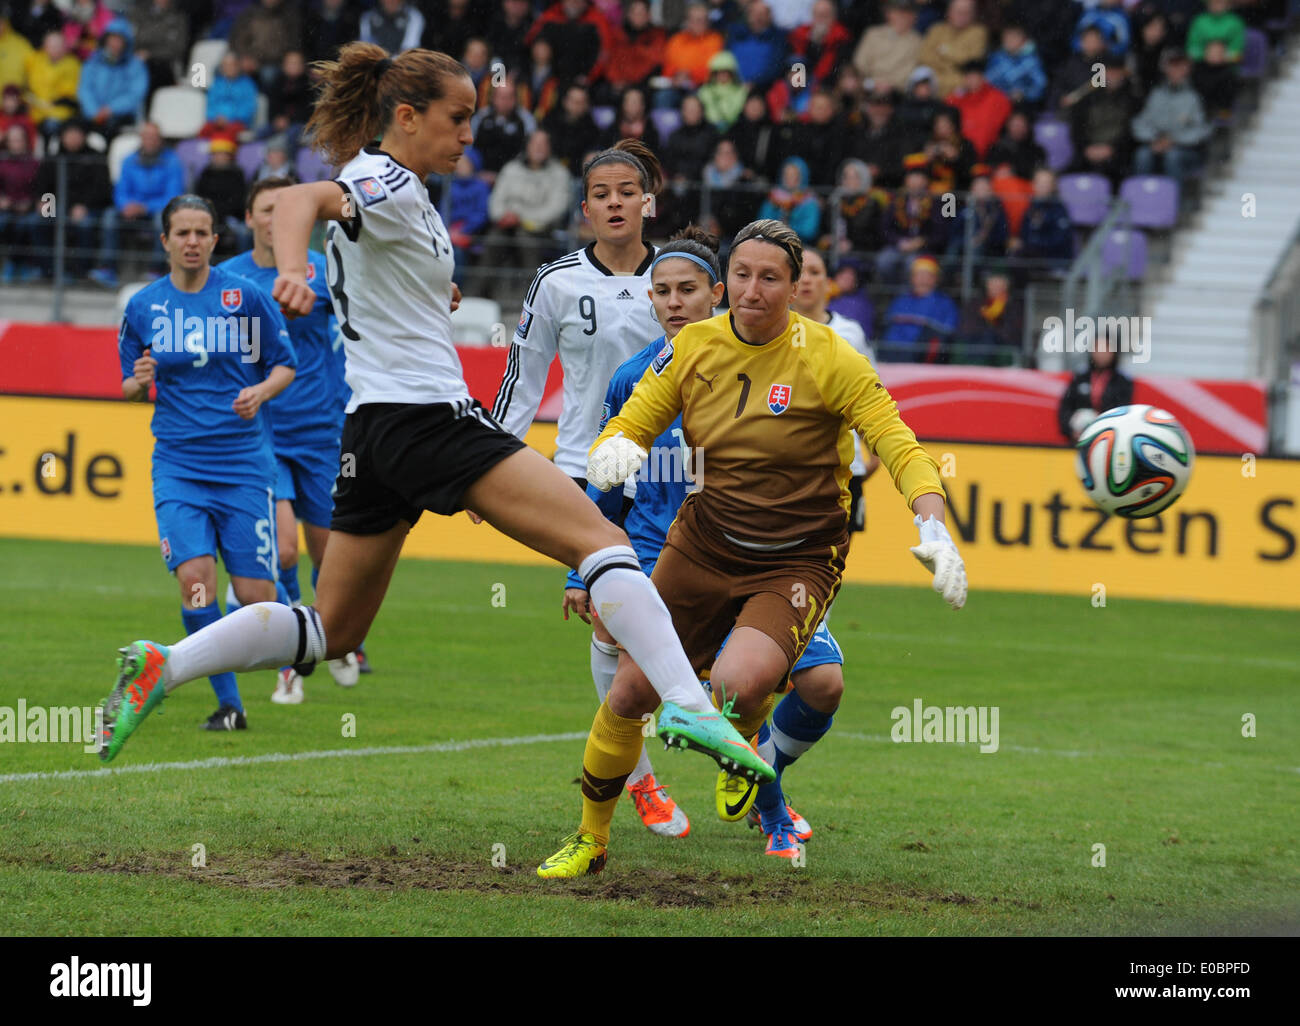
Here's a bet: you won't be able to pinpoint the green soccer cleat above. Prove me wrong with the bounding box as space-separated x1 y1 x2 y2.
98 641 170 763
657 697 776 783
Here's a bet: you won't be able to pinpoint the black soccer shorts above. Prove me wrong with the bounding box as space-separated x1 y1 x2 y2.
331 399 526 534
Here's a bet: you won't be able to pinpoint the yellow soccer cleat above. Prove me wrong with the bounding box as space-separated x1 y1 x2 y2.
715 770 759 822
537 831 608 879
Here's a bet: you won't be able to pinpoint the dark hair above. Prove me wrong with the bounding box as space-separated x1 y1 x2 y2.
730 219 803 281
305 43 470 168
581 137 663 199
162 193 218 236
653 224 721 282
245 175 297 213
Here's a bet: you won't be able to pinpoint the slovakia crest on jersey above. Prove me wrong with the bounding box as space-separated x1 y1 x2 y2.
221 288 242 311
767 383 792 415
651 341 674 375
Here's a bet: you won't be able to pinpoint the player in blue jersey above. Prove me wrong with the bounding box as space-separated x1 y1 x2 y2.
222 175 365 703
562 226 845 858
118 193 297 731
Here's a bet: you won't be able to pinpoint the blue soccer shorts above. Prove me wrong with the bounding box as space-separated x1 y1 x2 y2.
154 475 277 581
274 444 339 529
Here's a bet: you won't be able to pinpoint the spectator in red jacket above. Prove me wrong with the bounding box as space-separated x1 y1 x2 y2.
0 84 37 153
606 0 666 94
948 58 1012 159
527 0 615 91
0 122 40 281
788 0 853 90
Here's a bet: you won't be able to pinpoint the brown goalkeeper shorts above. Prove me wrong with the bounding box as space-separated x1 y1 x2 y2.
650 496 848 682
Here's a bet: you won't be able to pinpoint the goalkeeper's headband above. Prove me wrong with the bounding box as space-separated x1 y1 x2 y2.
651 251 719 283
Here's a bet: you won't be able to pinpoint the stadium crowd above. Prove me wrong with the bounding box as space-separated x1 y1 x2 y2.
0 0 1290 363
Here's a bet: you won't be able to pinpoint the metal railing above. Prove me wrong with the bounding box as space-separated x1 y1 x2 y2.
1252 217 1300 454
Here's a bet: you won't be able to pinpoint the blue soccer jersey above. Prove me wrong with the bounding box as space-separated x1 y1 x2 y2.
118 264 296 486
222 249 339 453
565 336 689 586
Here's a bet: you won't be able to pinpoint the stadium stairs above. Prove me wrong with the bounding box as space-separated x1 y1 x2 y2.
1139 47 1300 380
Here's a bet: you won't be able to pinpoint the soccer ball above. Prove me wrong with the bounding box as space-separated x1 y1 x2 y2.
1074 404 1195 518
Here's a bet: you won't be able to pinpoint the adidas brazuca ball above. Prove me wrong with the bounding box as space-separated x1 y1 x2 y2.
1074 404 1195 518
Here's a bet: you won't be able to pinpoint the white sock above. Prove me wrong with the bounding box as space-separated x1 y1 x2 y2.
225 581 241 612
590 635 618 703
164 603 326 690
579 546 712 714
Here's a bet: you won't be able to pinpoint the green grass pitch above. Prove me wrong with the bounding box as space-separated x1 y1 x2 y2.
0 537 1296 936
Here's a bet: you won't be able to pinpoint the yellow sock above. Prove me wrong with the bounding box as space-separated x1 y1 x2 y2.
579 700 645 846
735 691 778 743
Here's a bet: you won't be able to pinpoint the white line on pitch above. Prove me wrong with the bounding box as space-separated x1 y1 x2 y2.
0 732 588 785
836 731 1300 774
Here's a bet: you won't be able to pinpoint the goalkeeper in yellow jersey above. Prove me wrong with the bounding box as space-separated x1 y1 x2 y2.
537 219 967 877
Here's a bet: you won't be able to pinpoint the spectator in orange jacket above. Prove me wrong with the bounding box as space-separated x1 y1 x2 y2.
663 2 725 89
947 58 1011 158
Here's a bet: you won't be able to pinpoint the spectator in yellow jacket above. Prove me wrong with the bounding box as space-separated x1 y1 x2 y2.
25 30 81 136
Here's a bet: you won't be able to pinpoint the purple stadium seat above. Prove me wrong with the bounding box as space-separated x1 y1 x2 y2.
1057 173 1112 226
1101 227 1148 279
295 146 331 183
236 140 265 182
1241 29 1268 79
591 105 615 131
1033 117 1073 172
175 138 208 190
651 108 681 141
1120 175 1179 229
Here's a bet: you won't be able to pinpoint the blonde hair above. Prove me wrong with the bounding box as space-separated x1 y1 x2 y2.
731 219 804 281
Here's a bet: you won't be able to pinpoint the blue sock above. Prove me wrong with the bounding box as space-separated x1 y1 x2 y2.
756 691 834 831
310 564 319 595
181 603 242 712
280 562 301 605
275 580 290 605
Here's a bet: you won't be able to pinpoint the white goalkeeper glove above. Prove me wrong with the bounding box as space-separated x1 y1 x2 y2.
910 514 967 610
587 431 647 492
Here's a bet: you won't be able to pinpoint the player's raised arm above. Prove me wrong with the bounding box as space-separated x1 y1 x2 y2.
818 336 966 608
270 181 349 317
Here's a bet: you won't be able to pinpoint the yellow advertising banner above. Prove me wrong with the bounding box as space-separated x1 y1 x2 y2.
2 396 1296 608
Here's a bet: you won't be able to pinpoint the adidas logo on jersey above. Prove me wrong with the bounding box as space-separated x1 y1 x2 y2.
616 289 634 299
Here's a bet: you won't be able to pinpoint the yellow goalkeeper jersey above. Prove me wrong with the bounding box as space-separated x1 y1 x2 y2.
593 310 944 549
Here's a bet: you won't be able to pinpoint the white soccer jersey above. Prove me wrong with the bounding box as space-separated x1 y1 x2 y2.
493 243 663 479
828 310 873 363
327 146 469 412
827 310 875 476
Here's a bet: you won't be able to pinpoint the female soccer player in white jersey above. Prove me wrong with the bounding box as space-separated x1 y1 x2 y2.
95 44 774 792
791 247 880 535
492 137 665 484
491 138 693 837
